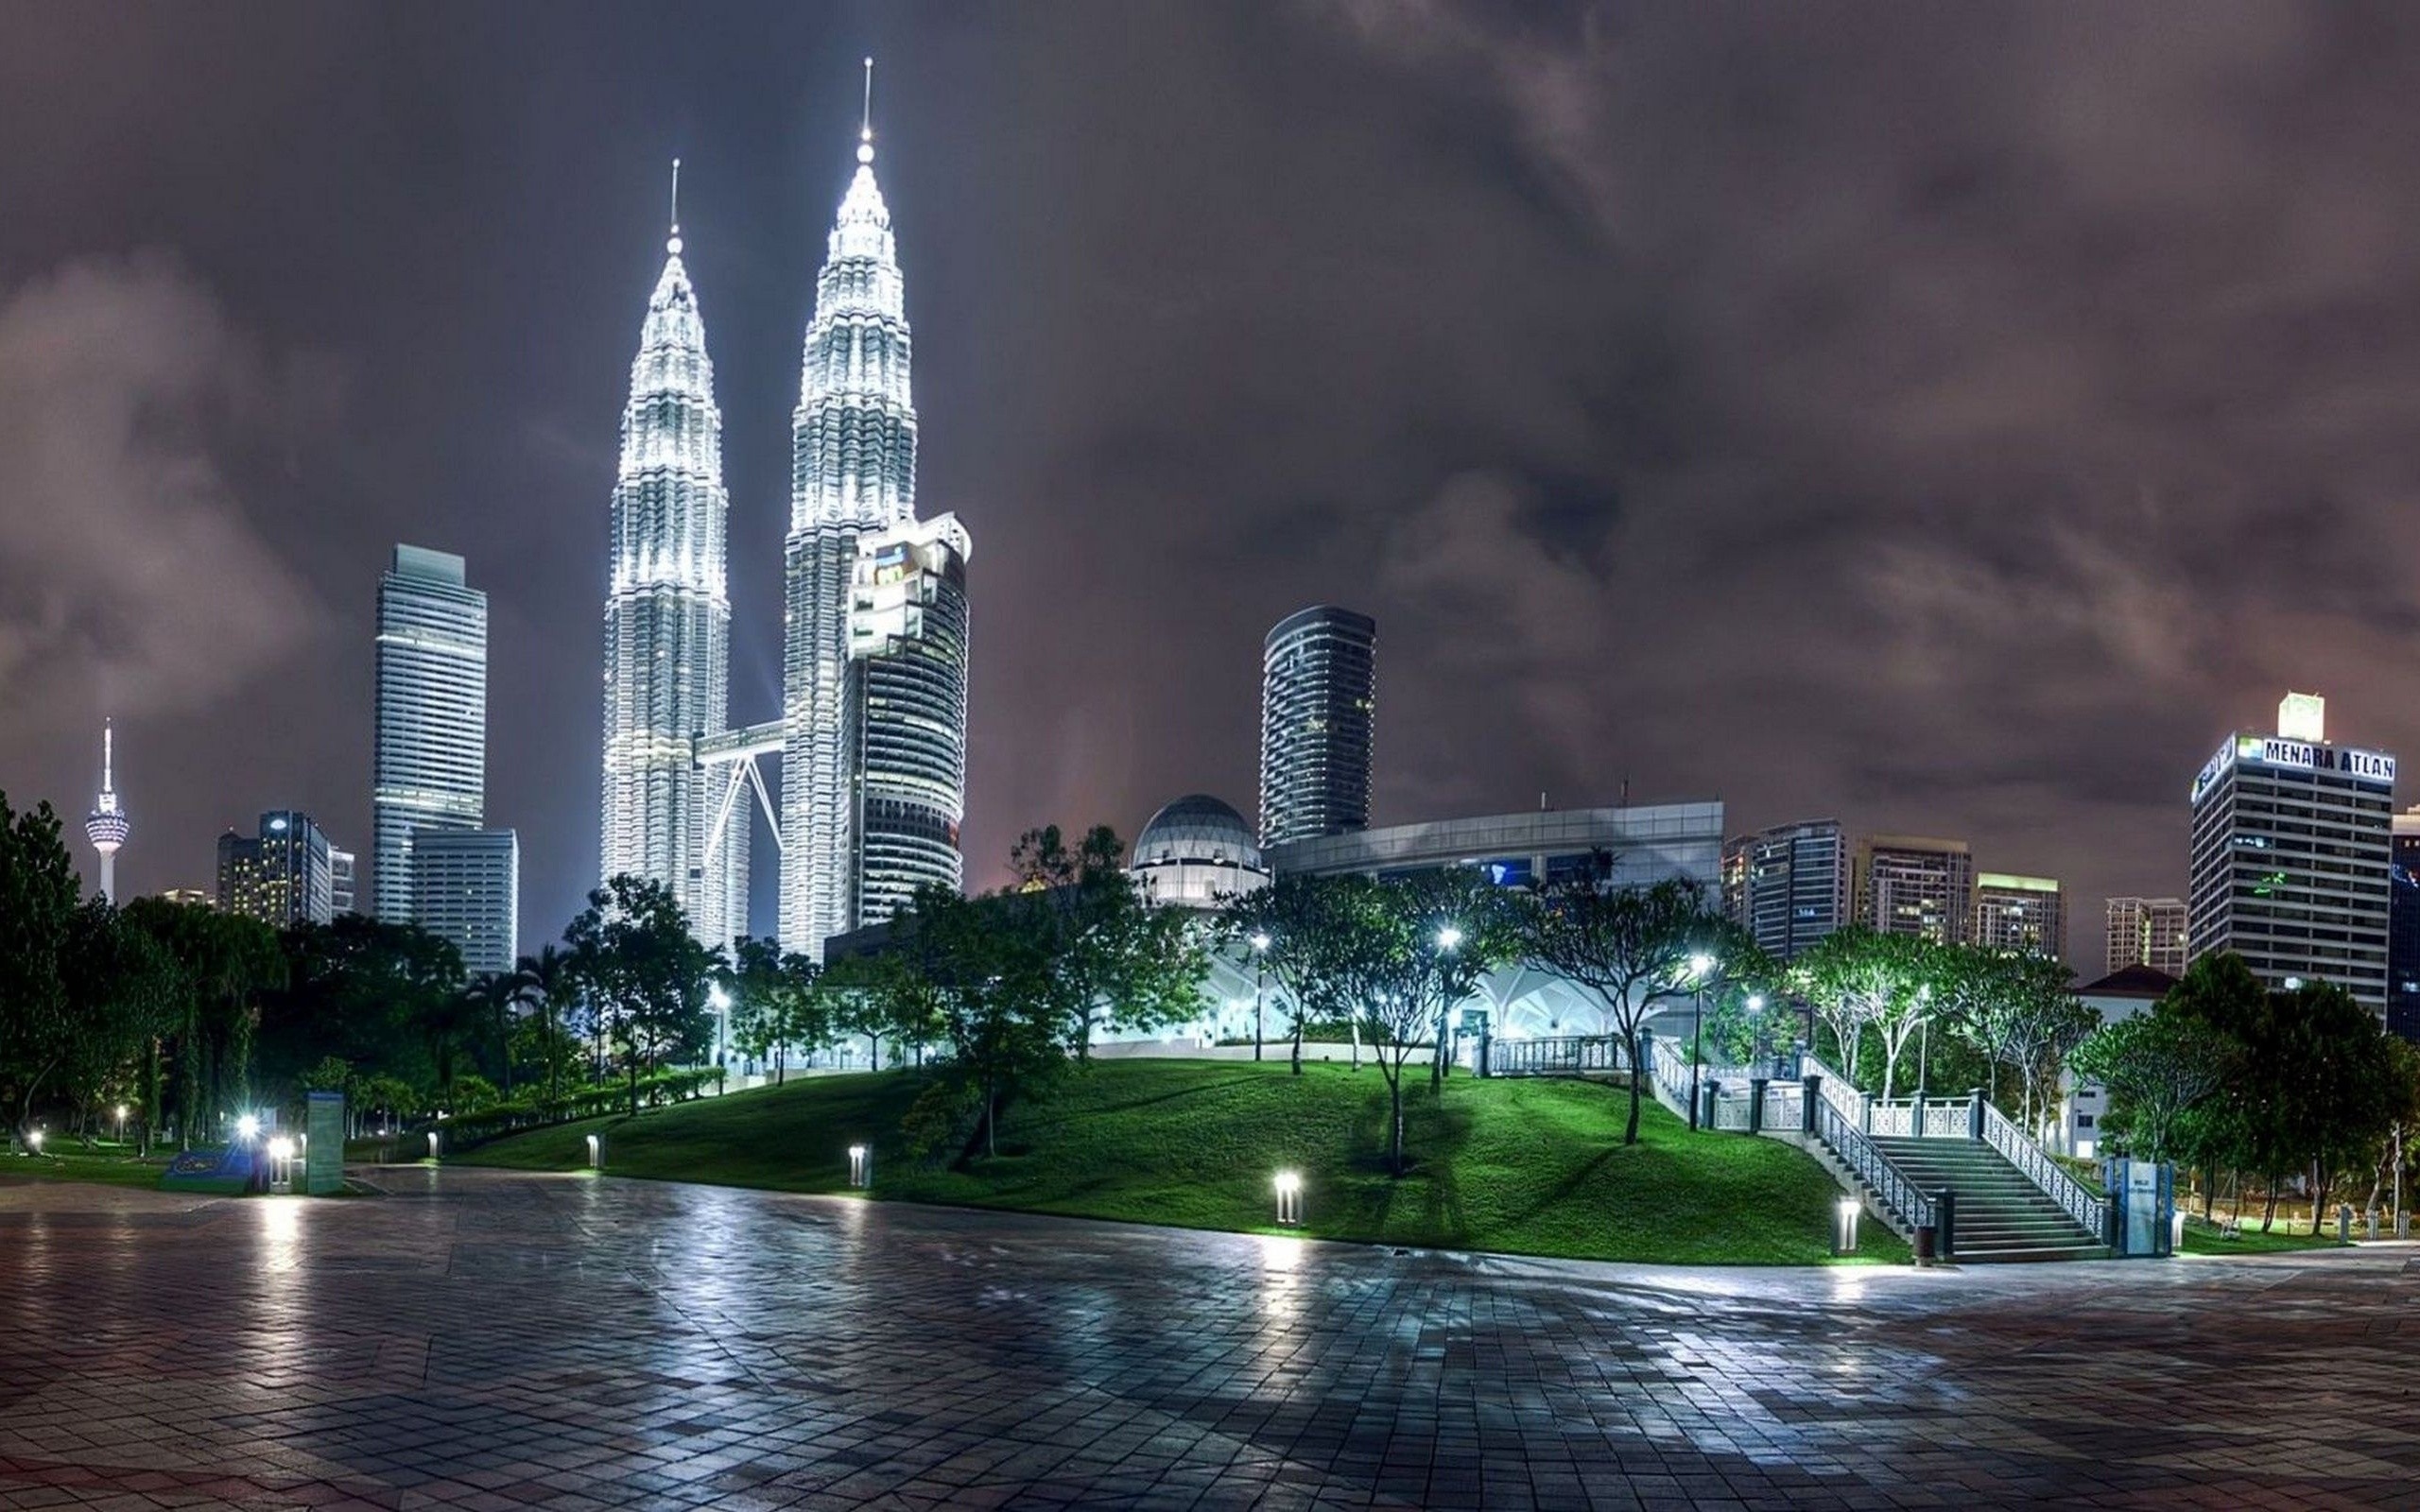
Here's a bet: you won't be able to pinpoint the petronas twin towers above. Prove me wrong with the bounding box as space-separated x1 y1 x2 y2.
601 70 971 957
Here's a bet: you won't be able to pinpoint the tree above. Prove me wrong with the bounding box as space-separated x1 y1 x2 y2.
1361 870 1516 1173
1789 926 1923 1094
1007 824 1206 1057
0 795 83 1145
562 875 715 1115
512 944 579 1100
462 971 522 1100
1516 872 1723 1146
2070 1005 2238 1164
730 938 828 1083
58 902 183 1142
1220 876 1335 1074
890 884 1067 1162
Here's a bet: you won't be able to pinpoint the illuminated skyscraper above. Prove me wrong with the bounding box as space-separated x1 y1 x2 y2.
783 64 966 954
848 514 971 926
1973 873 2065 959
374 544 486 922
601 163 746 944
1258 606 1377 847
2189 693 2394 1014
218 811 334 928
1857 835 1974 944
1721 819 1848 960
83 720 130 902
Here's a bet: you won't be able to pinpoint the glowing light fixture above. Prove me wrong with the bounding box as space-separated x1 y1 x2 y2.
1274 1170 1304 1227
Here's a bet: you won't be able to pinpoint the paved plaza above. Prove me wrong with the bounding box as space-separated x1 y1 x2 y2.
1 1169 2415 1509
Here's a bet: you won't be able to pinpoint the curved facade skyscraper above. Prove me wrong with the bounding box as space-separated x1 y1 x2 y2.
1258 606 1377 847
783 91 966 954
601 180 747 944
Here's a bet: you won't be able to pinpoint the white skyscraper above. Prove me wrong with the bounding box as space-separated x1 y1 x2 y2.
601 164 747 944
782 65 968 954
83 720 129 902
411 828 519 979
374 545 486 922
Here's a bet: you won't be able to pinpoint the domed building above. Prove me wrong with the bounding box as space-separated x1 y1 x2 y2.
1130 794 1270 908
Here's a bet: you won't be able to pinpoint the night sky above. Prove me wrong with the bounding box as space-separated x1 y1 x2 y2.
9 2 2420 957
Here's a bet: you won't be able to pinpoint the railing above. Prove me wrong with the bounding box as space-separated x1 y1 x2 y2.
1981 1101 2103 1236
1922 1101 1971 1139
1712 1094 1753 1132
1760 1081 1803 1130
1488 1035 1628 1077
1869 1103 1913 1137
1800 1051 1869 1126
1813 1094 1936 1236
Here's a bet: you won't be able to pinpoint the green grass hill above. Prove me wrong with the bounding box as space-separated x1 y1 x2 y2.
458 1058 1905 1266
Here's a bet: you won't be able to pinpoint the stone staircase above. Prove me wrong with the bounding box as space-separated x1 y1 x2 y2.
1870 1136 2106 1263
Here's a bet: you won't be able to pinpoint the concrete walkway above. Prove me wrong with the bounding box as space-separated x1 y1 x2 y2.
0 1167 2411 1508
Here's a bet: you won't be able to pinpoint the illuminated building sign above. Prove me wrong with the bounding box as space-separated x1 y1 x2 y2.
2192 732 2396 802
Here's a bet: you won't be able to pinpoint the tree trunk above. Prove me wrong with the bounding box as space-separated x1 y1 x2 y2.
1881 1042 1897 1102
1350 1016 1362 1071
985 1081 998 1158
1290 1019 1304 1076
2261 1172 2279 1231
1389 1074 1406 1177
1623 1028 1644 1146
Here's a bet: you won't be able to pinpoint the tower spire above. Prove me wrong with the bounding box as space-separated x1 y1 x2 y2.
858 56 875 165
667 157 683 255
102 718 114 794
85 717 129 902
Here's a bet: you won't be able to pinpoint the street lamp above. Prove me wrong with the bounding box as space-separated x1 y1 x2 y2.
1686 954 1715 1131
1915 984 1932 1097
1436 925 1463 952
113 1104 128 1143
1746 994 1767 1069
1273 1169 1303 1227
708 982 732 1083
1250 932 1270 1062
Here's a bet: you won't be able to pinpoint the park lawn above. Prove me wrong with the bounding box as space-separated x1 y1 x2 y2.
2178 1217 2347 1256
0 1146 176 1190
461 1058 1908 1266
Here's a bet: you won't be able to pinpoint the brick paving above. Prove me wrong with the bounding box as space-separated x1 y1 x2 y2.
1 1168 2415 1509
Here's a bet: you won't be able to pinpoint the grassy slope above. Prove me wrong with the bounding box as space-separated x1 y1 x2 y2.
0 1148 176 1189
460 1059 1908 1266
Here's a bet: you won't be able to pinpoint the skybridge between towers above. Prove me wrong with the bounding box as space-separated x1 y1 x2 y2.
697 720 785 868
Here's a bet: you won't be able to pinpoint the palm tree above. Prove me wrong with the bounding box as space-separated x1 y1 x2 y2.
463 971 522 1100
512 945 576 1101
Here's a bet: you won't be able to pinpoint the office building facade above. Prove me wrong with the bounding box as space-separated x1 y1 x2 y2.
1258 606 1377 848
847 513 972 928
375 544 487 923
2104 896 2187 978
217 811 335 928
2391 814 2420 1040
1974 873 2065 958
1858 835 1974 944
2188 693 2394 1013
1721 819 1849 959
410 828 519 980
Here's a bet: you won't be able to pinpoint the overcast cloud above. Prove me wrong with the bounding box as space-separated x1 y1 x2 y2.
7 1 2420 959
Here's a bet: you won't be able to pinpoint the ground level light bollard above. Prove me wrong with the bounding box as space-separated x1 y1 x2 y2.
426 1130 441 1161
1833 1196 1860 1256
2339 1204 2353 1243
848 1143 871 1189
2369 1209 2380 1242
1274 1170 1303 1227
585 1134 601 1170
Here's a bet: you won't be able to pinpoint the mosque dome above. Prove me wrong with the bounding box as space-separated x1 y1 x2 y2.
1131 794 1269 905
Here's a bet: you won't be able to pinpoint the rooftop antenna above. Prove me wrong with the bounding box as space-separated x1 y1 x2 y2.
858 56 875 164
666 157 683 255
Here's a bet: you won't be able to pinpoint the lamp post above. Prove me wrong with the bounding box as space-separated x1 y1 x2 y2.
708 982 732 1087
1745 994 1766 1071
1250 933 1270 1062
1915 984 1932 1098
113 1104 128 1145
1435 925 1463 1079
1686 954 1714 1131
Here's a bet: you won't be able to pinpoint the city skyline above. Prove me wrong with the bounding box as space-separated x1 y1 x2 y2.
15 9 2420 950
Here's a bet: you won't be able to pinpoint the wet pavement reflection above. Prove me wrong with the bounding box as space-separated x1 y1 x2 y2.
1 1166 2413 1507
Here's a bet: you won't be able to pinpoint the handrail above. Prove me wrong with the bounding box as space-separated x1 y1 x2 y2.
1980 1101 2102 1236
1812 1094 1936 1233
1800 1051 1868 1125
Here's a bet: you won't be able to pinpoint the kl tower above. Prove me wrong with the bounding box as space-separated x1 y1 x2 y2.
85 720 130 902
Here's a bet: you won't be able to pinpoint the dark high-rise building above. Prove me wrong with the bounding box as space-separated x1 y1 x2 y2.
216 811 335 928
2391 812 2420 1041
1721 819 1849 959
1258 606 1376 848
1858 835 1974 944
2188 693 2394 1015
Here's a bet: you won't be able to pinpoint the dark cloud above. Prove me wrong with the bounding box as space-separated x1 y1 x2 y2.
8 1 2420 963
